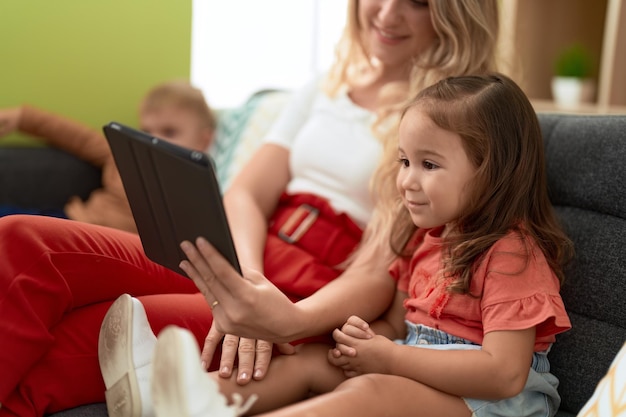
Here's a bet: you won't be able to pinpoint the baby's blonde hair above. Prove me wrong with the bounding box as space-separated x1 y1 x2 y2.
140 80 217 131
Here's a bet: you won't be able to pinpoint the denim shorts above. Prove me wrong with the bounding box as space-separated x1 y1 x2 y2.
398 322 561 417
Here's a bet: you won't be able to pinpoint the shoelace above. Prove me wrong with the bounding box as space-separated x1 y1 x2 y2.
231 393 259 416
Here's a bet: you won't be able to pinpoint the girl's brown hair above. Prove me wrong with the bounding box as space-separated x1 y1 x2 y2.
391 73 573 292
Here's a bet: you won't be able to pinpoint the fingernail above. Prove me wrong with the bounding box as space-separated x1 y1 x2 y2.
220 366 230 375
254 369 263 379
239 372 248 380
201 361 207 370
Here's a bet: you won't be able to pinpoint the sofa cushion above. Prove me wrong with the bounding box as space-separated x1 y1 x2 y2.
210 89 289 190
576 341 626 417
537 113 626 415
46 403 108 417
0 147 101 209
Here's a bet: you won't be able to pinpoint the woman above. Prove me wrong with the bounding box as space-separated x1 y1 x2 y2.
0 1 500 416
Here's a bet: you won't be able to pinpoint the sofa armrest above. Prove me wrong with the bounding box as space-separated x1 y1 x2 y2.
0 147 101 209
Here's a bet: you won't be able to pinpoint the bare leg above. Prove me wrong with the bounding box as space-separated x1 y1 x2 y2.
214 343 347 414
151 327 347 417
255 373 472 417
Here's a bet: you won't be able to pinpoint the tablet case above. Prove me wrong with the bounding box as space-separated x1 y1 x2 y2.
103 122 241 276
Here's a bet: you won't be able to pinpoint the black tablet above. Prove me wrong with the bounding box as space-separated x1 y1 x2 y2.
103 122 241 276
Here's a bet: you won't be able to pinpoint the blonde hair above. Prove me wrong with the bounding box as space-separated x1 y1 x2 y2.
325 0 500 259
140 80 217 131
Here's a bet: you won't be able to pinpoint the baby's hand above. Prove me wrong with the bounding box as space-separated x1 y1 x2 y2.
0 107 22 138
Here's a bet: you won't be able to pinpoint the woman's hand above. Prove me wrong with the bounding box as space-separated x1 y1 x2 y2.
180 237 303 343
180 237 297 380
200 322 279 384
201 324 293 384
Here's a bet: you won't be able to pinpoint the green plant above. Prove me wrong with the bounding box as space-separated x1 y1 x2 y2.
554 44 593 78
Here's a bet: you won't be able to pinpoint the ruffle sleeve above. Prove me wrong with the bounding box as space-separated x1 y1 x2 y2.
482 293 572 351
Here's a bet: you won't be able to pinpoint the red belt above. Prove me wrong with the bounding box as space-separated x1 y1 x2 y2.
265 193 363 301
268 193 363 268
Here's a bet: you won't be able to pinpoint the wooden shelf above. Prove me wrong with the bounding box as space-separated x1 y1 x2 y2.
499 0 626 113
598 0 626 107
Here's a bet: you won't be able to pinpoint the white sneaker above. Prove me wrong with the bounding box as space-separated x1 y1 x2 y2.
98 294 157 417
152 326 257 417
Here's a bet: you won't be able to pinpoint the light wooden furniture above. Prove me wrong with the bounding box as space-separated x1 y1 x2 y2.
498 0 626 114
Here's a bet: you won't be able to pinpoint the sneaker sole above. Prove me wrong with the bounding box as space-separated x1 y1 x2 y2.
98 294 142 417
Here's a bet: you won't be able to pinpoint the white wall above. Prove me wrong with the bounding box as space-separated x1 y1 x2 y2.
191 0 348 108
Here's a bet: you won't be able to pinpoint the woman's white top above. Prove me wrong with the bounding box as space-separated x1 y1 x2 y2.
264 77 381 228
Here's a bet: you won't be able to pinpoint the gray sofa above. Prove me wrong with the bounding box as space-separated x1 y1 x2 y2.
1 111 625 417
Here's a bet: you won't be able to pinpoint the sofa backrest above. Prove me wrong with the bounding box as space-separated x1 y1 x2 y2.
211 90 291 190
537 113 626 414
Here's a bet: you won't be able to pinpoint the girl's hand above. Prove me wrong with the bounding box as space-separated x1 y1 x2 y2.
340 315 375 339
328 318 394 377
328 315 374 357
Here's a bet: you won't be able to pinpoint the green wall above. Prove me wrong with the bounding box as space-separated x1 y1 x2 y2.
0 0 191 146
